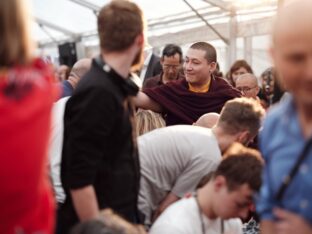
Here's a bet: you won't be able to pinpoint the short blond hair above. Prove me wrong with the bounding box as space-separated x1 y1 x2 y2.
0 0 34 66
217 97 265 136
135 109 165 136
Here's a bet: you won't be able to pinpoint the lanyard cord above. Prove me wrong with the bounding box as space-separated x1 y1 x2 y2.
194 191 224 234
276 137 312 201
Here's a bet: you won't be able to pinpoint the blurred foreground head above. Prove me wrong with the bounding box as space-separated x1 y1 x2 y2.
70 209 146 234
0 0 34 66
271 0 312 107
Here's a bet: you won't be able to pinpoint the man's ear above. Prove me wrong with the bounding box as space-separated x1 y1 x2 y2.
255 86 260 95
209 62 217 73
160 57 164 66
236 130 251 146
135 33 144 48
214 175 226 192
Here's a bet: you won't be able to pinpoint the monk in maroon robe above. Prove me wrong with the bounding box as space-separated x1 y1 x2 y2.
144 77 240 125
135 42 241 125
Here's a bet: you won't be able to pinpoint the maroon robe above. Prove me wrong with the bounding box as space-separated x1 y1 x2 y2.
143 77 241 125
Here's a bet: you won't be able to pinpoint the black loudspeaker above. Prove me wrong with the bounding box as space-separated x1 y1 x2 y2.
58 42 77 67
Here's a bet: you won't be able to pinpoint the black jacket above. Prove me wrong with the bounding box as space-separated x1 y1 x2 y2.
58 58 140 233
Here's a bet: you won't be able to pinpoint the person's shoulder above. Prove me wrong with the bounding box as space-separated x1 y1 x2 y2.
177 125 215 138
163 78 187 88
224 218 243 234
264 94 293 127
74 63 121 98
78 61 109 86
150 198 196 234
156 125 211 136
54 96 70 108
267 95 292 117
1 58 59 102
212 76 241 96
160 197 196 218
138 125 188 142
213 76 233 86
143 74 161 88
165 125 216 141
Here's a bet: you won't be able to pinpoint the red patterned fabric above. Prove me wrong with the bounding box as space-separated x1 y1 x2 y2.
0 58 58 234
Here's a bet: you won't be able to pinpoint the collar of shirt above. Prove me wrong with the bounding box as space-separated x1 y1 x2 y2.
188 78 211 93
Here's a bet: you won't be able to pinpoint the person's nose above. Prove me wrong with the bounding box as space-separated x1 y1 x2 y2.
168 66 175 72
184 61 192 71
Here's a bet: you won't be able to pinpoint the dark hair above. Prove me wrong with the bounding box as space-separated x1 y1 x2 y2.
218 97 265 136
213 62 223 77
197 172 214 189
260 67 285 106
162 44 183 63
230 60 253 75
97 0 144 52
190 42 217 63
215 143 263 192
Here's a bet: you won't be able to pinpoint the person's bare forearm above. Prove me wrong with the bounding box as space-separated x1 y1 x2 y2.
71 185 100 221
134 91 163 113
260 220 276 234
152 192 179 222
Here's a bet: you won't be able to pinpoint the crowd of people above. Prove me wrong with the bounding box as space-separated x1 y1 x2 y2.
1 0 312 234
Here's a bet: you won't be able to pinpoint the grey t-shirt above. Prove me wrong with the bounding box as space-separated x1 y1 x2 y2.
138 125 221 224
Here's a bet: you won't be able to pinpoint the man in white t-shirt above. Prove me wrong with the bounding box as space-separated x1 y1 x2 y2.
150 144 263 234
138 97 264 226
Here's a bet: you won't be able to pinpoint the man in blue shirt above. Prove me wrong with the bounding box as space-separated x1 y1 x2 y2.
256 0 312 233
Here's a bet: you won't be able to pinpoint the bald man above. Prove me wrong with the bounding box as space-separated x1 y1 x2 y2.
193 112 220 128
61 58 92 98
256 1 312 234
235 73 260 100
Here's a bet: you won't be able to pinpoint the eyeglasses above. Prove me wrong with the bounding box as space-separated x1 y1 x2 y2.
162 64 180 70
236 86 257 93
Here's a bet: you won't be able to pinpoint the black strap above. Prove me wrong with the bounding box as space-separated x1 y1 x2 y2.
276 137 312 200
94 55 139 96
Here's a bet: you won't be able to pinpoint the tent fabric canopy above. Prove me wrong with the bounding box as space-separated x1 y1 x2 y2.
32 0 278 47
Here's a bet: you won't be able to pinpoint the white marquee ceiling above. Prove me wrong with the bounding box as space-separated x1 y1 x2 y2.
31 0 278 47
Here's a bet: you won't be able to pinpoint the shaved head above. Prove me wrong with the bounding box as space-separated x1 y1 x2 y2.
235 73 258 87
68 58 92 89
194 112 220 128
71 58 92 79
271 0 312 106
273 0 312 45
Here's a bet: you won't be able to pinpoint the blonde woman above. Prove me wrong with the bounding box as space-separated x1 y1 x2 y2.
135 109 165 136
0 0 58 233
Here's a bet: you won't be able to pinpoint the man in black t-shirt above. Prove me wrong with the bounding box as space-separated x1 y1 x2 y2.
57 1 145 233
